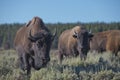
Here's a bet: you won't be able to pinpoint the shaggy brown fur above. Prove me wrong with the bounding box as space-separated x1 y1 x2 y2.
58 26 81 56
90 30 120 55
106 30 120 55
90 30 111 53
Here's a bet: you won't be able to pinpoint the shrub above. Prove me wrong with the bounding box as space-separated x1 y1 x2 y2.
0 50 120 80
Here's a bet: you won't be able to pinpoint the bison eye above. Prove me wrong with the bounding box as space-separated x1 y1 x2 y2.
37 40 44 48
40 43 44 47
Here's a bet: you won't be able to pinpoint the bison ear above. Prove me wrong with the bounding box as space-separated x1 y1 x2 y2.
73 34 77 38
88 34 93 38
88 34 94 41
25 20 31 27
73 30 78 38
51 27 57 41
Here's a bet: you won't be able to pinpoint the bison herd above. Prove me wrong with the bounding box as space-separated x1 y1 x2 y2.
14 16 120 75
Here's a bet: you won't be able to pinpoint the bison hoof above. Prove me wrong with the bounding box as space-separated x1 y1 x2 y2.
20 64 25 71
24 65 28 70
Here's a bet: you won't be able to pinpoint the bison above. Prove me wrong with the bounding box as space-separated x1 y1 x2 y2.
106 30 120 55
14 16 56 75
90 30 120 55
58 26 92 63
89 30 111 53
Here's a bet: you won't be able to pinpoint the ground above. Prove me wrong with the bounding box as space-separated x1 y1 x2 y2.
0 49 120 80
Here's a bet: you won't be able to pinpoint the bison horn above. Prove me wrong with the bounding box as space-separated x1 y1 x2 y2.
51 27 57 41
88 29 94 38
25 20 31 27
74 30 78 35
53 27 57 37
89 29 92 34
28 30 37 42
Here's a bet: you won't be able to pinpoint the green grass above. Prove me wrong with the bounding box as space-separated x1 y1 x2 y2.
0 49 120 80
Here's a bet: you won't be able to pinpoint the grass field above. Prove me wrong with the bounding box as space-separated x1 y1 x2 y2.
0 49 120 80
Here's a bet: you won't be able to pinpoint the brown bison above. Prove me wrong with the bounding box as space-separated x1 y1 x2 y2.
58 26 92 63
106 30 120 55
14 17 56 75
89 30 111 53
90 30 120 55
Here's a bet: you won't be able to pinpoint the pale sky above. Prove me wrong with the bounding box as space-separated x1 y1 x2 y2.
0 0 120 23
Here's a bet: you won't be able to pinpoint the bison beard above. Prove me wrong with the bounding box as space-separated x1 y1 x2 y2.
26 30 53 73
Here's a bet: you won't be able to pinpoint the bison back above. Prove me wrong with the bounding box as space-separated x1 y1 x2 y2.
106 31 120 54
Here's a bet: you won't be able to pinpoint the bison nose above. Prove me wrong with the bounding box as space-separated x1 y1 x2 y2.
42 58 46 63
42 58 50 63
81 47 85 52
79 44 83 49
81 46 83 49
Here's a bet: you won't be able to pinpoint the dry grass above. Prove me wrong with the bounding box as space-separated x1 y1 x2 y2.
0 49 120 80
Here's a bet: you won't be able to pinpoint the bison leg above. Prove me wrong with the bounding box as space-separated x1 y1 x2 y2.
58 51 63 64
18 56 25 71
22 53 28 70
16 48 31 75
29 56 34 68
16 49 25 71
80 53 86 60
22 53 31 75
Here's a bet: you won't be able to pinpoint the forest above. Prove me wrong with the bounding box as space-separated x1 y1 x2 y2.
0 22 120 49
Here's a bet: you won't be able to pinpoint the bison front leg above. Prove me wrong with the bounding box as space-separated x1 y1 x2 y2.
79 52 87 61
18 56 25 71
22 53 31 75
58 51 63 64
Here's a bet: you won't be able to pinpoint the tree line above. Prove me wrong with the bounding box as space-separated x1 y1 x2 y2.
0 22 120 49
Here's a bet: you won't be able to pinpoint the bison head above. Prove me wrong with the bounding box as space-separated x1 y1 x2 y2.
73 29 93 59
28 29 56 70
